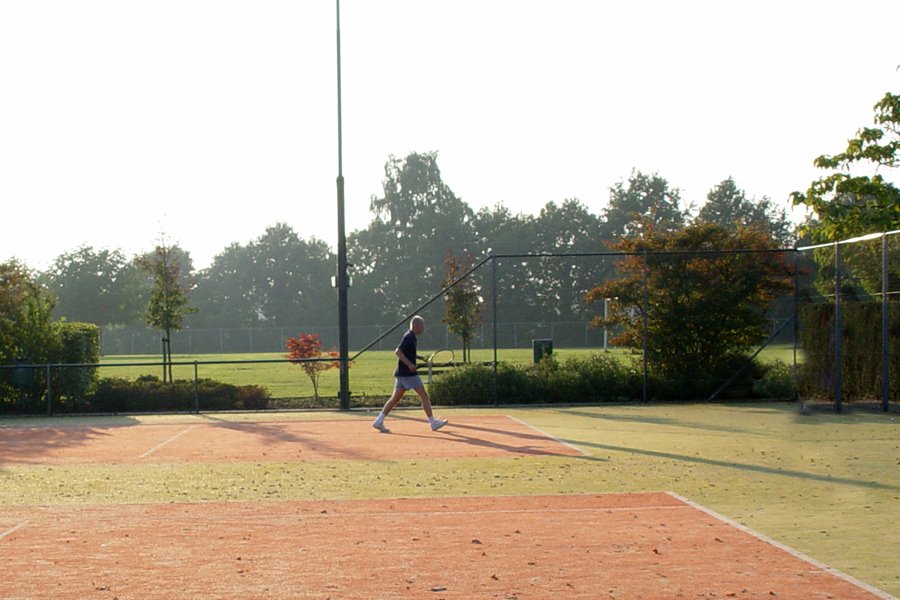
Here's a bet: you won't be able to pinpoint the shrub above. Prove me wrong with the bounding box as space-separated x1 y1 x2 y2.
84 376 270 413
752 360 796 400
52 322 100 409
430 363 519 405
430 353 642 405
800 302 900 401
431 353 790 405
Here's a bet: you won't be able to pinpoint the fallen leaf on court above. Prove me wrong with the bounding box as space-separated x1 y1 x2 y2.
430 586 447 592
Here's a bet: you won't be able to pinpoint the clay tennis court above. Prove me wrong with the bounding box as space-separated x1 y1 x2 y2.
0 415 582 465
1 416 894 598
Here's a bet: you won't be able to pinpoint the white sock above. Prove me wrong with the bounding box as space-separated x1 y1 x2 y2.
374 412 385 424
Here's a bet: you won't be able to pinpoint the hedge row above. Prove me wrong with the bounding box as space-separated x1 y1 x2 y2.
430 353 795 405
53 376 270 414
800 302 900 401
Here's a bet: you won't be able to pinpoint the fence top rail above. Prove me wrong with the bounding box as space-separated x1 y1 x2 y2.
796 229 900 252
490 248 796 260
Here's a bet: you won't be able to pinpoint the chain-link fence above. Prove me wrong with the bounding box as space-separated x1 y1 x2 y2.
3 232 896 415
796 230 899 411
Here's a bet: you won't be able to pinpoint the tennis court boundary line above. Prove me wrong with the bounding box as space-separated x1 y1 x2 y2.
505 415 587 455
0 521 28 541
667 491 897 600
139 425 198 459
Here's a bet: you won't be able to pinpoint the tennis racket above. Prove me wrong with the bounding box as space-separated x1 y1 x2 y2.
426 348 455 367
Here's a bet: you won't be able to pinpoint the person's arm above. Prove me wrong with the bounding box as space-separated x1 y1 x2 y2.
395 346 417 373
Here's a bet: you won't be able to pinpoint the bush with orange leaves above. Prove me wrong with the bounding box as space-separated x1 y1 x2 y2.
285 333 342 401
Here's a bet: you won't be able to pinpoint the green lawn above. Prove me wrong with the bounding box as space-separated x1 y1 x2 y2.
98 344 801 401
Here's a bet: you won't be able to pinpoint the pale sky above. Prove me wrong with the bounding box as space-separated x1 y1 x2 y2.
2 1 898 271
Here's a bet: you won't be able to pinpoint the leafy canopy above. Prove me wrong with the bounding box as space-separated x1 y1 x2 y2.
585 223 793 383
792 91 900 240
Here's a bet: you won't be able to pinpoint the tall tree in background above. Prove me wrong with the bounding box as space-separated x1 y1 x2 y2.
697 178 794 246
602 170 690 240
349 152 475 324
40 246 144 327
533 199 607 320
472 204 540 323
188 242 257 328
189 225 335 329
442 251 482 362
245 224 334 326
138 243 196 382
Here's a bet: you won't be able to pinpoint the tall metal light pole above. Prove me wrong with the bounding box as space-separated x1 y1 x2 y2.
335 0 351 411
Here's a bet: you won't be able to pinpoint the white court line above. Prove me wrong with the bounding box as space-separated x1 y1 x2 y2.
505 415 588 455
666 491 897 600
139 425 198 459
0 521 28 541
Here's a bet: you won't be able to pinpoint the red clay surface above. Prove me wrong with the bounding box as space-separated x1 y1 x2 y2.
0 492 890 599
0 415 582 465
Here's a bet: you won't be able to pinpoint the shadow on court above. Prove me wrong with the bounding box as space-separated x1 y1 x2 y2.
562 438 900 492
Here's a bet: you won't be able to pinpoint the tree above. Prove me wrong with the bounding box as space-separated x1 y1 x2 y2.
349 152 475 324
472 204 541 324
40 246 145 327
285 333 340 401
442 252 482 363
138 243 196 383
792 90 900 240
0 261 57 403
602 170 690 240
791 89 900 298
245 225 335 326
532 198 608 320
188 242 258 328
696 177 794 246
585 224 793 388
189 224 335 329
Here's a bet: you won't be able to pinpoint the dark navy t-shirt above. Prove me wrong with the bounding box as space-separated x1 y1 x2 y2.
394 330 418 377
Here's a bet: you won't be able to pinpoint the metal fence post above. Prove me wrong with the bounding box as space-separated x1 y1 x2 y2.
642 252 649 403
45 364 52 415
882 232 889 412
834 242 843 413
194 361 200 413
792 250 800 402
492 255 499 407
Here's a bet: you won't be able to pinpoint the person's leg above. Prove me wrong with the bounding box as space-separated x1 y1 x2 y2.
413 386 434 420
381 386 406 417
414 386 447 430
373 385 405 432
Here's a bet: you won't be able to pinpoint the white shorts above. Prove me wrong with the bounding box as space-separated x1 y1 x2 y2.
394 375 425 390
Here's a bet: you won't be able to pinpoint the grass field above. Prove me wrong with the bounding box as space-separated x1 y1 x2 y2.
1 403 897 595
98 344 800 401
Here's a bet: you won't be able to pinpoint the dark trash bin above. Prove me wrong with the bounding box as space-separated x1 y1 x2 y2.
11 358 33 389
532 339 553 363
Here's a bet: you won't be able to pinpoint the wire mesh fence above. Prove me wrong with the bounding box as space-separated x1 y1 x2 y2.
2 231 897 415
796 230 899 411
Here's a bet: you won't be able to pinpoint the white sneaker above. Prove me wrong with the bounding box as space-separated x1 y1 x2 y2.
430 418 448 432
372 421 390 433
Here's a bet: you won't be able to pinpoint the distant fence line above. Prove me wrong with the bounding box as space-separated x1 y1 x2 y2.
100 319 792 356
101 322 605 355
